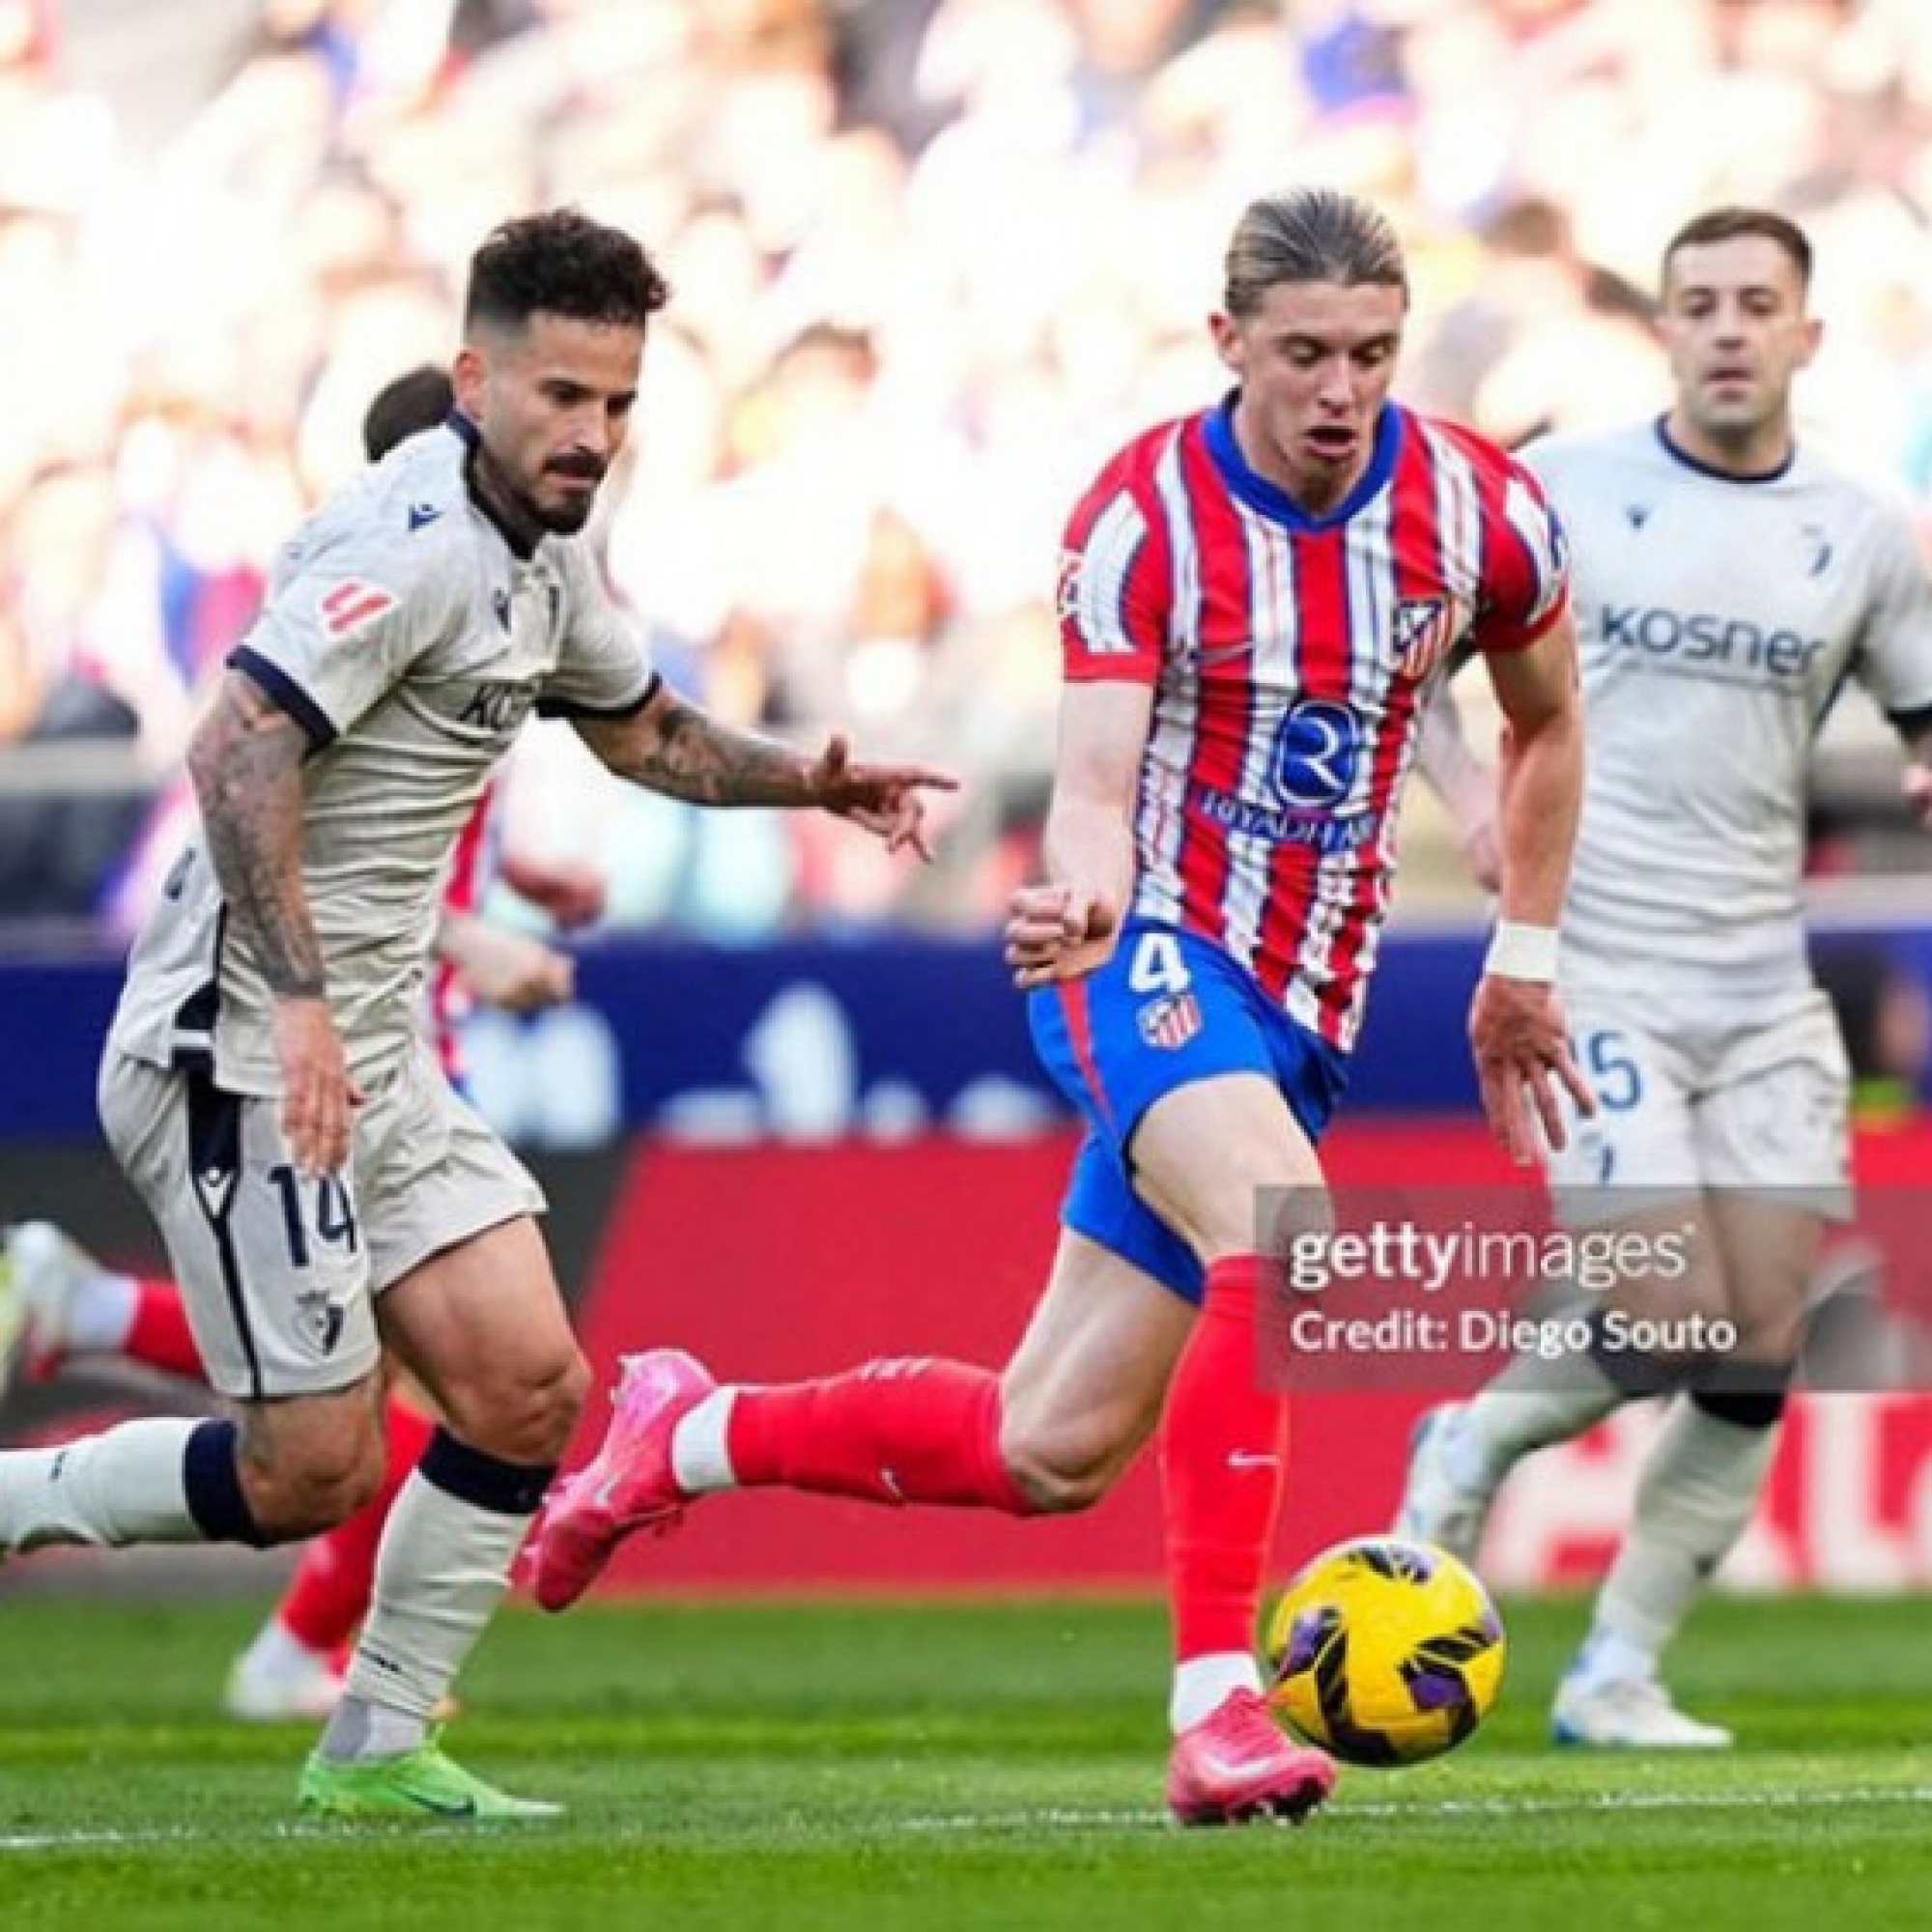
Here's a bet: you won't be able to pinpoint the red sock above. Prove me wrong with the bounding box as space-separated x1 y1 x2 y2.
725 1357 1036 1514
275 1401 436 1654
1160 1255 1290 1662
124 1279 206 1379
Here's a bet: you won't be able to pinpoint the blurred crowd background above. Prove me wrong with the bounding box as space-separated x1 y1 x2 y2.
3 0 1931 944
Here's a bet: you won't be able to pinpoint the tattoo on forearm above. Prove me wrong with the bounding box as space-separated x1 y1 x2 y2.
622 697 810 807
192 681 328 998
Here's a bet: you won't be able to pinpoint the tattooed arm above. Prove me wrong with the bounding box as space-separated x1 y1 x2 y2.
189 672 326 995
574 685 955 854
188 669 355 1172
574 686 816 807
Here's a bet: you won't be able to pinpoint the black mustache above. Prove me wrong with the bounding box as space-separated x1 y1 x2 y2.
548 458 607 481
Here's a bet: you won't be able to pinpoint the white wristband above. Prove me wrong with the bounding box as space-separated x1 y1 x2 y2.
1484 920 1560 982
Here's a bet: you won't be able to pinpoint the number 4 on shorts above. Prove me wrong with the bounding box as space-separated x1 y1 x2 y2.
1128 932 1192 995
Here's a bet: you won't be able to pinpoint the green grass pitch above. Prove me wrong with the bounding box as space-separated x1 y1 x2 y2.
2 1593 1928 1930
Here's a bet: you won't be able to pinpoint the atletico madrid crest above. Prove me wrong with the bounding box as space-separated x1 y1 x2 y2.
1137 991 1203 1050
1391 598 1457 682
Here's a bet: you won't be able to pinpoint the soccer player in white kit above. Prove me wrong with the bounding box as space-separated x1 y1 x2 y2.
0 210 951 1818
1400 207 1932 1747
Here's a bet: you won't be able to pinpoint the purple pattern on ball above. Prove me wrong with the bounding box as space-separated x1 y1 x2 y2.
1406 1668 1468 1713
1284 1607 1334 1676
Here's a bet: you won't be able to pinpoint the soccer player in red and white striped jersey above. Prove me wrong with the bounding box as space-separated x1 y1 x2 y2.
533 187 1593 1824
1052 331 1568 1053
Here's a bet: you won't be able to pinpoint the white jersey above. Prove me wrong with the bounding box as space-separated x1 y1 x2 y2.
1523 419 1932 1005
108 420 656 1093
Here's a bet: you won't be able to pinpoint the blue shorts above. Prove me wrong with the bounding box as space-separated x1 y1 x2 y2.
1027 922 1349 1305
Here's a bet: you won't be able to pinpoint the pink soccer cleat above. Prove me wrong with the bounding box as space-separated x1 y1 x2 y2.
530 1349 716 1613
1166 1689 1338 1828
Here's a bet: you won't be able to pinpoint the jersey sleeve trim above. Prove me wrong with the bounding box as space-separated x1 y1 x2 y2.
1476 585 1571 656
1887 699 1932 740
228 645 338 750
535 669 663 721
1062 660 1167 685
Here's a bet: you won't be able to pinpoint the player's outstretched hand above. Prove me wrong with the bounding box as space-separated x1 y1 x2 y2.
808 733 958 861
271 994 363 1177
1004 884 1118 989
1468 975 1594 1166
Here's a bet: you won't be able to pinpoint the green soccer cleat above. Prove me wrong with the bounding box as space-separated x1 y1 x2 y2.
298 1741 562 1822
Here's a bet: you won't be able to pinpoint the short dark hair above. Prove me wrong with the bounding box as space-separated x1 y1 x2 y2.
463 208 670 339
1224 187 1407 318
1662 207 1812 291
361 364 454 462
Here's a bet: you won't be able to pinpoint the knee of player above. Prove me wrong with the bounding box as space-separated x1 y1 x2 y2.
999 1414 1125 1515
443 1347 588 1463
545 1350 593 1438
1729 1303 1806 1364
243 1434 387 1541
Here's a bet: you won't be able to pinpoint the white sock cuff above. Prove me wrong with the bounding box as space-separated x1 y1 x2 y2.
670 1389 739 1495
1169 1651 1264 1735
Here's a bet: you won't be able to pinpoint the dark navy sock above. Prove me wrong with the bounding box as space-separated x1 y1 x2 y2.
418 1427 555 1517
182 1418 269 1547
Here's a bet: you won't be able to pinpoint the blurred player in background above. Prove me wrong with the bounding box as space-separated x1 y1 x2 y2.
0 210 951 1821
0 362 605 1723
531 186 1589 1826
1797 944 1932 1389
1400 207 1932 1747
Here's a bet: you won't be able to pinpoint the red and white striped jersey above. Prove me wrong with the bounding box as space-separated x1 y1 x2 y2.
1057 396 1569 1051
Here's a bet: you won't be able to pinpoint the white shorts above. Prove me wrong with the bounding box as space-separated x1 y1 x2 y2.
1545 985 1851 1228
98 1044 545 1399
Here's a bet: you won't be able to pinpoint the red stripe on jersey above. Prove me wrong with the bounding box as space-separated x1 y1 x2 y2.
1255 522 1354 1021
432 778 500 1080
443 779 497 923
1059 432 1175 685
1427 417 1566 654
1467 429 1535 650
1320 424 1448 1034
1169 418 1257 939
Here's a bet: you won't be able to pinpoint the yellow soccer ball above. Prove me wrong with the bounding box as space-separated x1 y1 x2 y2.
1265 1536 1506 1766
